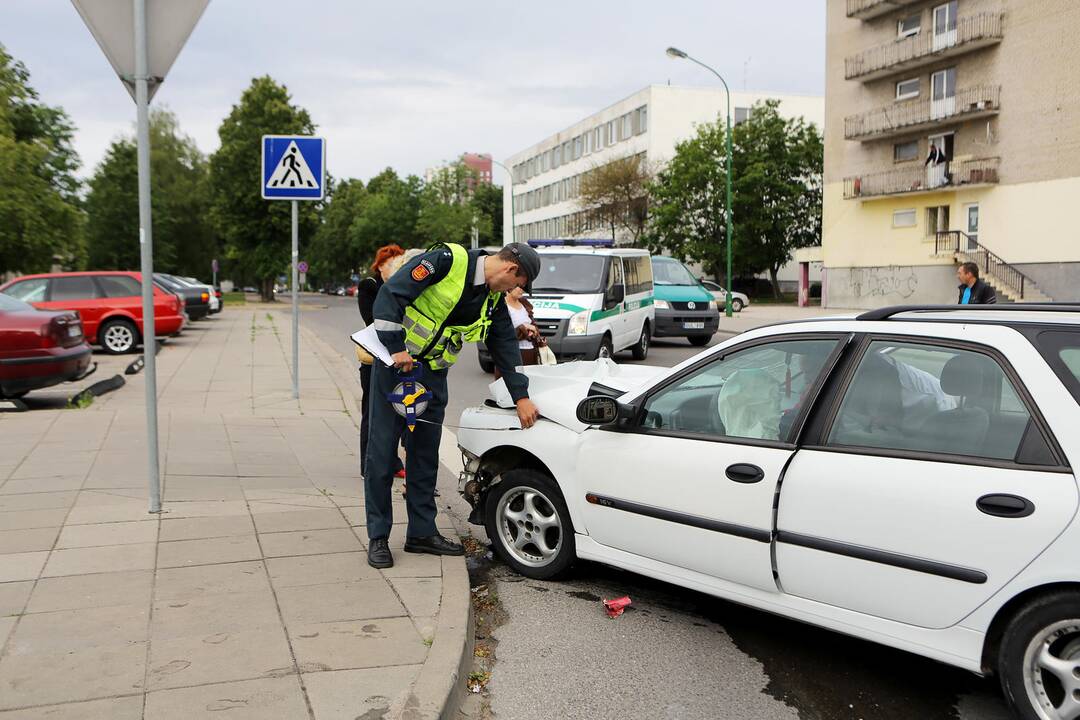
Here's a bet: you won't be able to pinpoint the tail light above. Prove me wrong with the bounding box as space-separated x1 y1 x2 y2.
43 313 84 348
215 290 222 298
200 291 209 303
175 293 184 312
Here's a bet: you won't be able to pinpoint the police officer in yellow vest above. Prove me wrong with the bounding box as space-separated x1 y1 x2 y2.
366 242 542 568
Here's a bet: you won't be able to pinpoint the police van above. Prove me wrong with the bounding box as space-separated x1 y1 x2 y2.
477 240 655 372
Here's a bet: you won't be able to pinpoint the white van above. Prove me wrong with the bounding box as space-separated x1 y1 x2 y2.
478 243 654 372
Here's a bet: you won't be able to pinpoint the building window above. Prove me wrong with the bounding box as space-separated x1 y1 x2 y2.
606 120 616 144
895 78 920 101
898 13 921 39
892 209 917 228
621 113 632 140
734 107 752 125
595 126 602 149
574 136 583 159
894 140 919 162
637 105 648 134
927 205 950 235
563 141 572 162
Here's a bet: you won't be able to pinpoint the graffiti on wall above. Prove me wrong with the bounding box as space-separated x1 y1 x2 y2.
835 266 920 300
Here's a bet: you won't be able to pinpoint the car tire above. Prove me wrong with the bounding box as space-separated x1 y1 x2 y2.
998 592 1080 720
732 298 745 313
478 356 495 374
99 318 139 355
483 469 575 580
630 322 650 361
688 335 711 347
595 334 614 361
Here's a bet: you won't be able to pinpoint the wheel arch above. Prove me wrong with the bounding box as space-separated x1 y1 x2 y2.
98 312 141 340
980 581 1080 674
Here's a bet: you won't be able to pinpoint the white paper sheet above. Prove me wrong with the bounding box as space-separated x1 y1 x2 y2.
350 326 394 367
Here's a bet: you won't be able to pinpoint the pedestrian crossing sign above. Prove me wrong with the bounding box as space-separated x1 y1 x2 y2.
261 135 325 200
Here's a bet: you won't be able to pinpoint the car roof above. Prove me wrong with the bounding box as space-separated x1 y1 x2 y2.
536 247 649 256
741 306 1080 336
3 270 139 281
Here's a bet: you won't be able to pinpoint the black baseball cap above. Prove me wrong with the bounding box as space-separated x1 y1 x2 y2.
504 243 541 293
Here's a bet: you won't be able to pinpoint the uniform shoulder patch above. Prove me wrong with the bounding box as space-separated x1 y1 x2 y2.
411 259 435 282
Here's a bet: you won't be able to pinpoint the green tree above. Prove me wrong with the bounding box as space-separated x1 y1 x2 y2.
417 163 490 247
309 177 365 284
472 181 503 246
85 108 215 277
209 76 318 300
0 43 84 275
578 155 652 244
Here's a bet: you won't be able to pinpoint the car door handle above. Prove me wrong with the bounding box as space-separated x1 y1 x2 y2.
726 463 765 484
976 494 1035 518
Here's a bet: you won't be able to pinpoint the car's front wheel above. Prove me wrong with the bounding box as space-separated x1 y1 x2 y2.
99 318 139 355
999 592 1080 720
484 469 575 579
732 298 745 313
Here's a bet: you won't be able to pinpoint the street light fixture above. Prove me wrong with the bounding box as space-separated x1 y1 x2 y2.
666 46 734 317
490 158 515 245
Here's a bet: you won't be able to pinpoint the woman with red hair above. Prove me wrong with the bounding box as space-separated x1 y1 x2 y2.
357 244 406 481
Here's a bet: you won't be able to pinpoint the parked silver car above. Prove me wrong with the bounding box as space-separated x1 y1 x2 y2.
700 280 749 312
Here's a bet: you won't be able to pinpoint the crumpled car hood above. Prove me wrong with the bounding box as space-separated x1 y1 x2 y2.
483 359 666 432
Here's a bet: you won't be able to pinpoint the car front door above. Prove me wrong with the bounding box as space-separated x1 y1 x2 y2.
776 335 1077 629
577 335 844 591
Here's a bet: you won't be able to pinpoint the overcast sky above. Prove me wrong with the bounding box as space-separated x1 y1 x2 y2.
2 1 824 185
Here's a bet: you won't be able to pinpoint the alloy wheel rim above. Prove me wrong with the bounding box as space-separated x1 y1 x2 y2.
640 329 649 354
104 325 133 352
1023 619 1080 720
495 485 562 568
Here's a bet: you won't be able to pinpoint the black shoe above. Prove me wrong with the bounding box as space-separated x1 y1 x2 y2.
367 538 394 568
403 534 464 556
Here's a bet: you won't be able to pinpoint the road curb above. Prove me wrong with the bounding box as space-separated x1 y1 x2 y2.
302 325 475 720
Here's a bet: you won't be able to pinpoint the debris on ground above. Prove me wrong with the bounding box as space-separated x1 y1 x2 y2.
603 595 632 618
467 670 491 693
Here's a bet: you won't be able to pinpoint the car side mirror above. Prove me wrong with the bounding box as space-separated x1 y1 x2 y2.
607 283 625 306
576 395 635 427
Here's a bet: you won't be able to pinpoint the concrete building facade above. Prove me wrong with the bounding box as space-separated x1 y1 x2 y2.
824 0 1080 307
502 85 825 291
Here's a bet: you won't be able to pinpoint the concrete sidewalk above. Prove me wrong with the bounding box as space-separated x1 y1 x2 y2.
0 308 470 719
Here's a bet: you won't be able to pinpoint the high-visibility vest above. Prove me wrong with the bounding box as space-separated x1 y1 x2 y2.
401 243 500 370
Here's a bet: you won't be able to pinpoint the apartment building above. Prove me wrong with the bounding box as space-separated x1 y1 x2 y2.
823 0 1080 307
503 85 824 257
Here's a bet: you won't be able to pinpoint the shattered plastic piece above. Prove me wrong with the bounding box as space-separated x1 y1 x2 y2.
603 595 632 618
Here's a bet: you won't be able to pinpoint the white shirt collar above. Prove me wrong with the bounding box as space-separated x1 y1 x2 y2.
473 255 486 286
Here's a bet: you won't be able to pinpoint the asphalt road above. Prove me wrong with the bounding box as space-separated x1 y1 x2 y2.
299 293 1011 720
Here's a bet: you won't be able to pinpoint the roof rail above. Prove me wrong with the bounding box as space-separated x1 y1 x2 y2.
857 303 1080 321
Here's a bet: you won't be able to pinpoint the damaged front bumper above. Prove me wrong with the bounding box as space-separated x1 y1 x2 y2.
457 447 488 525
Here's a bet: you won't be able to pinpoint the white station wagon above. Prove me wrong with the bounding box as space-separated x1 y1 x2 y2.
457 305 1080 720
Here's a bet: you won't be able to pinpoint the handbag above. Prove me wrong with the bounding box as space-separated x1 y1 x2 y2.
355 345 375 366
537 344 557 366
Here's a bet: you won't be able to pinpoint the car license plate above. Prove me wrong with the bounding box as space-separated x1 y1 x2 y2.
67 326 81 337
684 322 705 329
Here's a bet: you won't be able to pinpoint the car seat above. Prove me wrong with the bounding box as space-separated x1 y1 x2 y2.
920 354 991 456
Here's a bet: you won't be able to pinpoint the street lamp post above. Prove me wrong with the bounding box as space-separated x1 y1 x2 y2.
666 47 734 318
491 158 515 245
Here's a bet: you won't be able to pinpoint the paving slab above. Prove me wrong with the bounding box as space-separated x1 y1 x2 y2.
26 570 153 614
0 695 143 719
144 676 308 719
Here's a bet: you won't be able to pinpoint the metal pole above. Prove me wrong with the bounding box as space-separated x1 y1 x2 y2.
134 0 161 513
291 200 299 400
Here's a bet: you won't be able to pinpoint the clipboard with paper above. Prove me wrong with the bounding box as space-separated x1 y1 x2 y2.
350 326 394 367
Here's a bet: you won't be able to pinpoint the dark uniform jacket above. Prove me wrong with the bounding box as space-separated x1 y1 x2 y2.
957 278 997 304
373 247 530 402
357 275 382 326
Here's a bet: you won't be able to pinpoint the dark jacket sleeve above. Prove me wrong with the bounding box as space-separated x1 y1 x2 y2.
373 249 453 354
976 280 997 304
485 297 530 402
357 277 379 326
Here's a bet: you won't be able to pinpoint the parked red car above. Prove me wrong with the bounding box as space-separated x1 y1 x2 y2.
0 293 94 399
0 271 185 354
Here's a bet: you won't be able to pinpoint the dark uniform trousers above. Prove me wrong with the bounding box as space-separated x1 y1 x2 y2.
364 359 449 540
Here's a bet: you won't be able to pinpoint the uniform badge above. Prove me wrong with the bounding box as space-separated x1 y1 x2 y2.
411 259 435 282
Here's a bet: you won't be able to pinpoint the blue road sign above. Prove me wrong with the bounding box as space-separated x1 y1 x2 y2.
262 135 325 200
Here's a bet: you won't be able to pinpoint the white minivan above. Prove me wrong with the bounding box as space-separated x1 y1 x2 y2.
477 243 655 371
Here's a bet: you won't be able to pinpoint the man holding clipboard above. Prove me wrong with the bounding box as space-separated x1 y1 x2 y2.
359 242 541 569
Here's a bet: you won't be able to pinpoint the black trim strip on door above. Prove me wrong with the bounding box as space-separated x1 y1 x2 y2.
775 530 987 584
585 493 772 544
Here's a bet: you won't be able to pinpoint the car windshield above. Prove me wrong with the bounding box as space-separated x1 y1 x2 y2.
0 293 33 312
652 259 699 286
531 255 607 293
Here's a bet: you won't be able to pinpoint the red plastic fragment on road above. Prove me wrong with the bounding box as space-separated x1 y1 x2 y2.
603 595 632 618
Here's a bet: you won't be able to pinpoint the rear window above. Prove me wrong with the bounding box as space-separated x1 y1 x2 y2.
50 276 101 301
97 274 142 298
1034 331 1080 404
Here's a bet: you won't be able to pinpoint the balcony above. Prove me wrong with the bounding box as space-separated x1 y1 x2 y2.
846 0 923 21
843 157 1000 200
845 13 1005 81
844 85 1000 141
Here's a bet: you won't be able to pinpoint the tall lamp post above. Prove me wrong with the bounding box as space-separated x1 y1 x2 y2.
491 158 515 245
666 46 734 317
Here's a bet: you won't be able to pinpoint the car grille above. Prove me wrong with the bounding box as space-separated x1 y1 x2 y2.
671 301 709 311
535 319 563 338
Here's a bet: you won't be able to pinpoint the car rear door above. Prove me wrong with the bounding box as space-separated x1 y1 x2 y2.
775 330 1077 629
94 274 144 333
577 334 845 592
39 276 104 343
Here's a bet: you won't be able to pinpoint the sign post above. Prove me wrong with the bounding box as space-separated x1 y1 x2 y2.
72 0 209 514
261 135 325 400
211 257 218 289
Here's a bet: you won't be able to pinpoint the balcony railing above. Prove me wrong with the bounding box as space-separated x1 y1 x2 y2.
845 13 1005 81
846 0 923 20
844 85 1001 141
844 157 1000 200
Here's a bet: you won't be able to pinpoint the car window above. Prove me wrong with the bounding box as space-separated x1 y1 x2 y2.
607 257 623 289
3 278 49 303
531 255 606 294
828 340 1040 463
96 275 142 298
50 276 100 301
1031 331 1080 406
641 339 839 442
0 293 32 312
652 258 698 286
1062 349 1080 384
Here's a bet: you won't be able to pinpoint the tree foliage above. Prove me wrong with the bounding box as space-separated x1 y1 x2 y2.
645 101 823 297
417 163 490 248
209 76 318 300
578 155 653 244
0 43 84 275
85 108 215 277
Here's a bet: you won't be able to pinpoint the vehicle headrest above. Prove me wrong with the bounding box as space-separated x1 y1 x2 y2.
940 354 985 397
